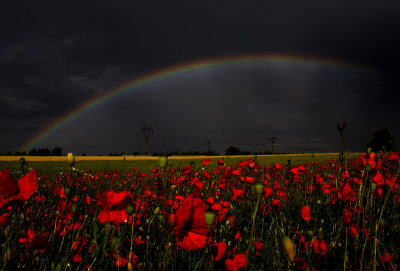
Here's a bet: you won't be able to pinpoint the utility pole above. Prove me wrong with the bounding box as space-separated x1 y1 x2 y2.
268 137 278 154
141 125 153 155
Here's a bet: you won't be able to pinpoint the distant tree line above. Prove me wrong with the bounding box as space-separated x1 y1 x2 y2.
4 147 63 156
152 146 277 156
3 128 397 156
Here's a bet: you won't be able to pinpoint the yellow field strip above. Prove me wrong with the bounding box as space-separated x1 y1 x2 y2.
0 153 347 162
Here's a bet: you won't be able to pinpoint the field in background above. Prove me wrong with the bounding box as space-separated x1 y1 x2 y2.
0 153 361 175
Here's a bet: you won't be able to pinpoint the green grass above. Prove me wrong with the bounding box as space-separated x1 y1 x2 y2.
0 153 360 176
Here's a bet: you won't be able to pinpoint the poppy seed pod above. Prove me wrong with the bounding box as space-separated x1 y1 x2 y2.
254 183 264 195
158 155 168 169
204 211 216 225
67 153 75 167
370 182 377 191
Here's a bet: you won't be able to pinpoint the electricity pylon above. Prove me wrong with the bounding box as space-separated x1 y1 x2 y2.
268 137 278 154
141 125 153 155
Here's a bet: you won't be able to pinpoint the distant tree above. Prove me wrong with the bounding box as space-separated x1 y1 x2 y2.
29 148 37 156
225 146 242 155
37 148 51 156
367 128 398 152
51 147 62 156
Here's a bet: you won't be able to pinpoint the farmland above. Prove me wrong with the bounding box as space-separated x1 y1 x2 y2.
0 152 399 270
0 153 358 175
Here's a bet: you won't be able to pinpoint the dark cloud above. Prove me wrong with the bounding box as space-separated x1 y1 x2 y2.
1 0 400 154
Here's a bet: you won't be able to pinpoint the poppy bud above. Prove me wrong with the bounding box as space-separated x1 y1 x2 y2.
336 122 347 131
6 248 12 261
370 182 377 191
282 236 295 261
64 187 71 196
126 205 135 215
204 211 216 225
67 153 75 167
254 183 264 195
158 155 168 169
71 205 77 213
366 147 372 155
154 207 160 215
127 262 133 271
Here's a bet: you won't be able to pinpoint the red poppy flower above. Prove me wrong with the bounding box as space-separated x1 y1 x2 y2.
342 207 354 224
340 182 352 201
271 199 283 211
18 229 48 251
217 160 224 166
387 152 399 161
194 181 204 191
0 212 9 230
260 203 271 215
276 189 287 200
202 158 212 166
275 162 282 170
211 203 221 211
294 257 308 270
372 172 385 187
377 253 392 264
72 236 88 263
231 169 241 176
312 239 328 255
300 206 311 221
244 176 254 184
182 165 192 175
211 241 227 261
225 253 247 271
348 224 358 239
174 191 209 250
264 187 274 198
322 183 336 194
0 168 38 208
97 190 134 224
360 153 376 169
231 189 244 201
253 241 263 255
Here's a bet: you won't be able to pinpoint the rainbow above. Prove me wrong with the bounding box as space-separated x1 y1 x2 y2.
19 53 378 152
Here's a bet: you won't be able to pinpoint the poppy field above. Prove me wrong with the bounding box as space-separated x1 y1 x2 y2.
1 151 399 270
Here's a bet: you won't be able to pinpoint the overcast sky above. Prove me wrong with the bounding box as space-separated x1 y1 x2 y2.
1 0 400 155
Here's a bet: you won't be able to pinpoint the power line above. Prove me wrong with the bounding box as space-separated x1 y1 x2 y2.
155 132 271 148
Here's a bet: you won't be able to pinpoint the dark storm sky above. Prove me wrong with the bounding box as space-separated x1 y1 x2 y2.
1 0 400 155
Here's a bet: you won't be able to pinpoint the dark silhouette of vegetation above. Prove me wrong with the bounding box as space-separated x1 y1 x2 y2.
225 146 243 155
51 147 62 156
367 128 398 152
27 147 62 156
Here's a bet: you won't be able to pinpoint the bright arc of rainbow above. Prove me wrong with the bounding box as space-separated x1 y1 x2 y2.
19 53 378 152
